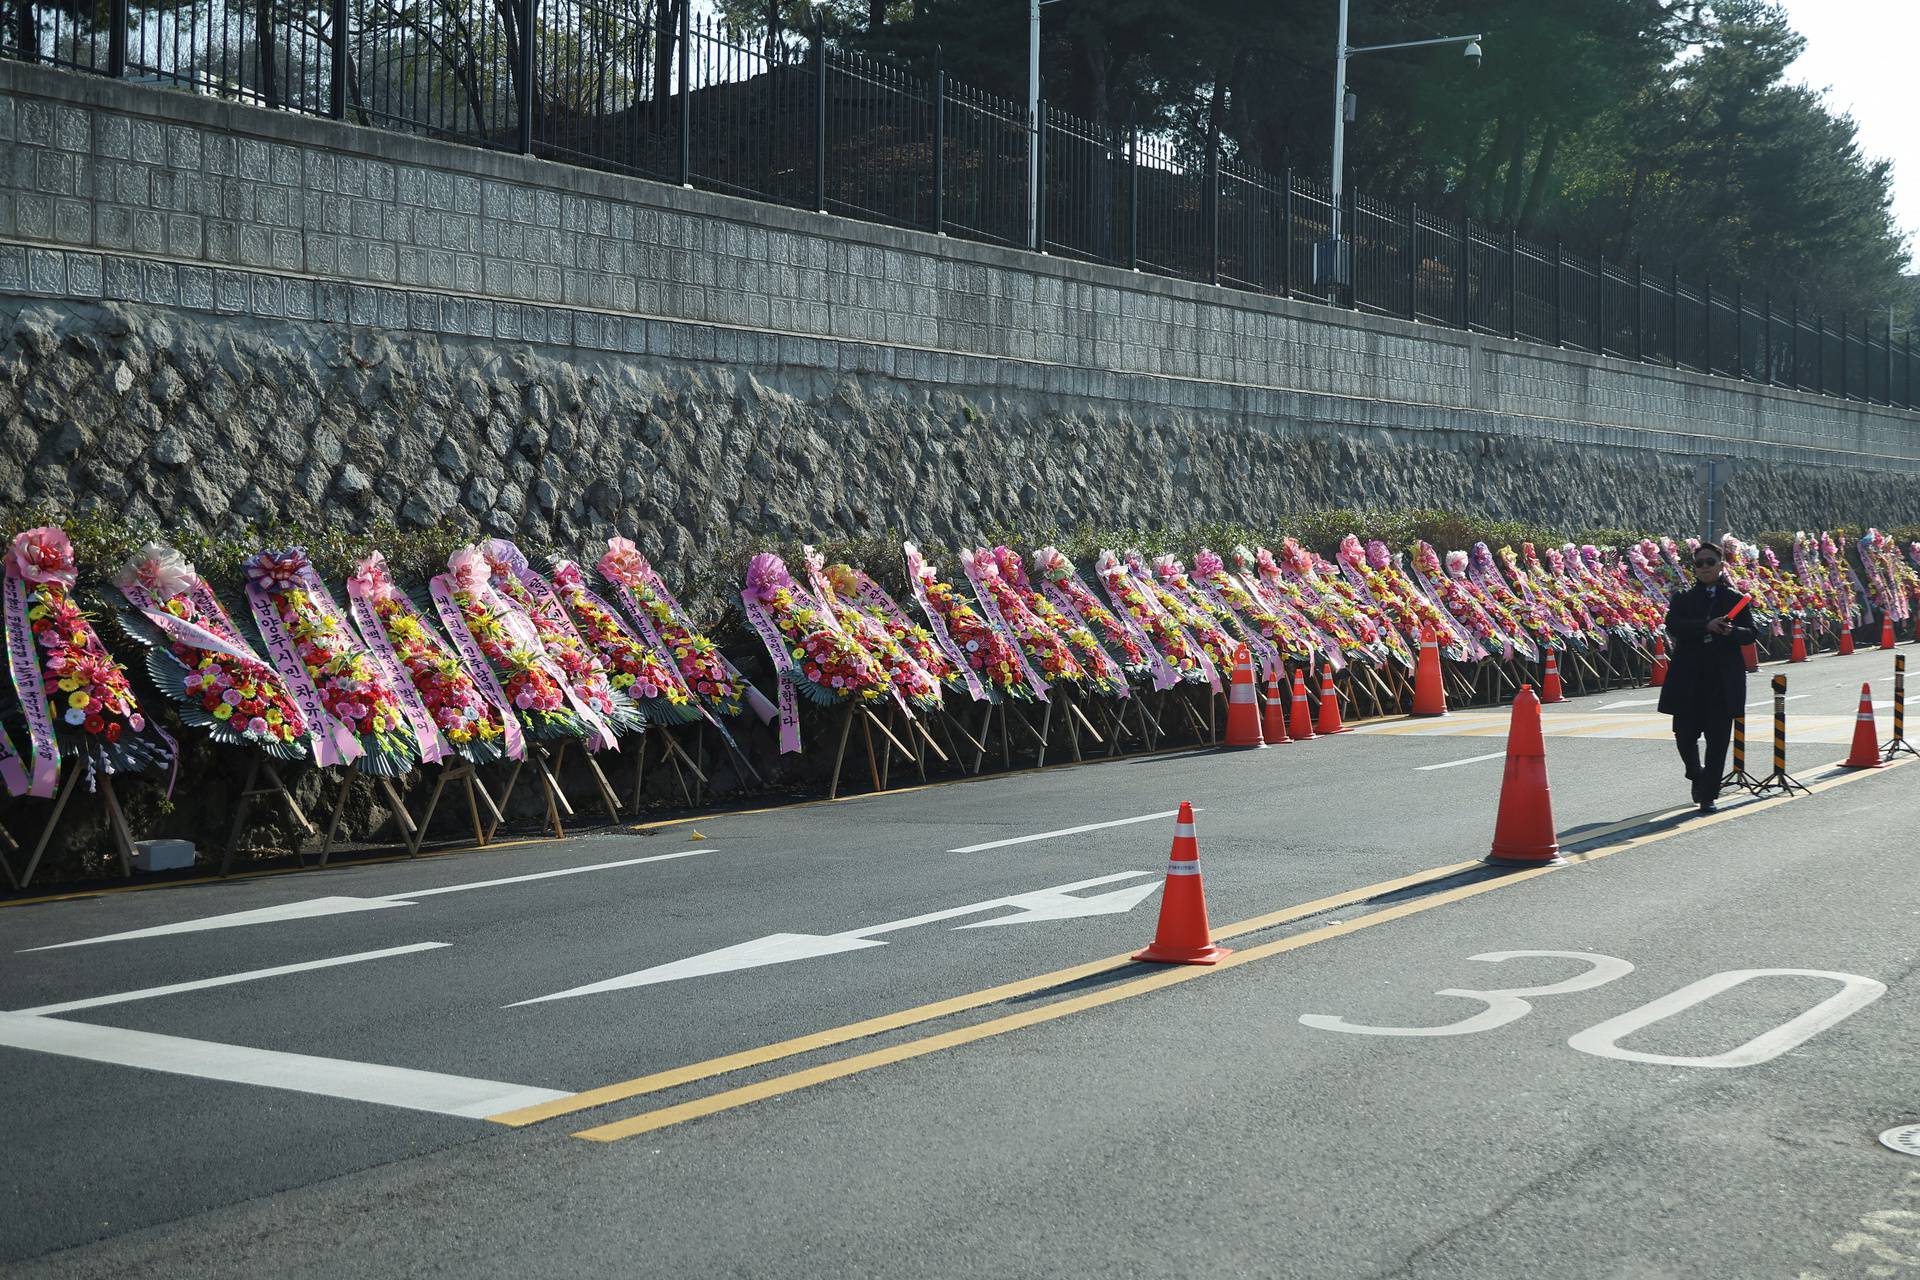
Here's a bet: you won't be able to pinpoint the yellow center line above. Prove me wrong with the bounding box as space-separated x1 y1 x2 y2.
561 755 1906 1143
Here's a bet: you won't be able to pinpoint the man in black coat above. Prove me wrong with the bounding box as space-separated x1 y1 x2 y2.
1658 541 1759 813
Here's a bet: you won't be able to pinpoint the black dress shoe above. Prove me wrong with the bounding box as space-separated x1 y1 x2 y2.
1697 800 1718 814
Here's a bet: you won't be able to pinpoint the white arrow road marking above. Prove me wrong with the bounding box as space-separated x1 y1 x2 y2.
0 1012 566 1118
509 871 1160 1006
947 810 1189 854
11 943 450 1016
21 850 706 951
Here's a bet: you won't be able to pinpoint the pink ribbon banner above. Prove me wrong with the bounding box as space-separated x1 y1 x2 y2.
4 572 64 797
117 581 263 667
738 594 802 753
857 573 987 704
342 577 448 765
632 567 776 725
1189 579 1281 681
244 582 363 768
961 560 1049 701
509 570 618 753
427 576 527 763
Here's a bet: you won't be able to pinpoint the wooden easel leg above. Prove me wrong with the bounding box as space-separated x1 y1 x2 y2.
544 741 578 819
534 747 568 838
98 774 138 878
630 731 650 811
487 758 525 842
1034 700 1054 768
403 767 452 857
17 761 84 888
377 775 419 851
999 704 1012 772
582 750 624 822
827 704 855 800
0 818 19 890
315 769 358 867
220 755 263 876
860 709 883 793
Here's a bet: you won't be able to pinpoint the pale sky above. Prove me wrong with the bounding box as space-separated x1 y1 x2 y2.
1774 0 1919 271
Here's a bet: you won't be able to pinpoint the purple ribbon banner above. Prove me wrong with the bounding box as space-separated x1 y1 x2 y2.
342 578 448 766
244 582 364 768
739 594 802 754
427 576 527 763
4 573 64 798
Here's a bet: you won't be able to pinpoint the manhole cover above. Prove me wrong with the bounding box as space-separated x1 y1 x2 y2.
1880 1124 1920 1157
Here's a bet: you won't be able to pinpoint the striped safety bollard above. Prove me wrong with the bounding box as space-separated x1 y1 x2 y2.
1723 712 1762 793
1753 672 1809 797
1885 653 1918 760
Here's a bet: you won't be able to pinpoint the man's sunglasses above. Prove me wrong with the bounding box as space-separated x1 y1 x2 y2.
1693 558 1720 567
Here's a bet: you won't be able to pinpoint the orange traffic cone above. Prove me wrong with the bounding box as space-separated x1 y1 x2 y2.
1221 645 1265 748
1839 626 1856 656
1789 617 1807 663
1132 802 1231 965
1486 685 1561 866
1742 641 1759 673
1883 614 1897 650
1316 667 1349 734
1411 624 1447 717
1262 670 1291 744
1289 669 1317 741
1843 682 1883 769
1649 636 1668 687
1540 648 1565 704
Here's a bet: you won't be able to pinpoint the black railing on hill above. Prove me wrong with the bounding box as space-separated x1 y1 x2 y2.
6 0 1916 409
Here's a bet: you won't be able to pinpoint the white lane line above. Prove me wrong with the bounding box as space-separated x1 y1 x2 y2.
22 849 707 951
0 1012 566 1119
1414 751 1506 771
1600 697 1661 709
947 810 1187 855
11 943 449 1016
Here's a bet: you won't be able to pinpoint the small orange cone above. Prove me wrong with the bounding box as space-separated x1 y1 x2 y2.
1789 617 1807 663
1839 625 1855 656
1262 669 1291 744
1487 685 1561 866
1883 614 1897 650
1132 802 1231 965
1411 624 1447 717
1843 682 1883 768
1540 648 1565 704
1316 667 1349 734
1649 636 1668 687
1289 669 1317 741
1742 641 1759 673
1221 644 1265 748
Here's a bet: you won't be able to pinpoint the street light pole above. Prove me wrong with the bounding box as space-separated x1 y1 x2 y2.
1027 0 1063 251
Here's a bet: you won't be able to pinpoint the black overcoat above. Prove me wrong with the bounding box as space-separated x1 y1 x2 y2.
1657 583 1759 727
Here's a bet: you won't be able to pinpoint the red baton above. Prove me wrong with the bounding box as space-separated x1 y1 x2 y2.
1724 596 1750 621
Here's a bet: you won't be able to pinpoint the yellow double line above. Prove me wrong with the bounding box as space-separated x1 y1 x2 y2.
491 755 1900 1142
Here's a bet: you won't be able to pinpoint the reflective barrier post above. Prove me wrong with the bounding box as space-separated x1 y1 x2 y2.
1753 673 1809 797
1884 653 1917 760
1723 712 1763 793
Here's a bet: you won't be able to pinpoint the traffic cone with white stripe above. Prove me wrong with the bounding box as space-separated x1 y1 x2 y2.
1883 613 1897 650
1649 636 1668 687
1221 645 1265 748
1790 617 1808 663
1132 802 1231 965
1316 667 1349 734
1839 624 1856 656
1289 668 1317 741
1262 669 1291 744
1843 682 1883 769
1541 648 1565 704
1411 624 1447 717
1486 685 1562 865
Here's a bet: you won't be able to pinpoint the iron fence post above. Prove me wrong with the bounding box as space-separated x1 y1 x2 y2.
1550 238 1562 347
516 0 535 154
1595 254 1606 354
1905 330 1913 410
1282 167 1297 297
1840 311 1849 399
676 0 692 184
1205 130 1219 286
1733 282 1743 380
1816 314 1825 395
1702 275 1713 374
1505 227 1517 339
1669 264 1680 369
14 2 33 63
812 26 826 212
1789 294 1799 391
1035 98 1047 253
930 56 944 235
107 0 128 78
1632 256 1643 361
1347 188 1359 310
329 0 348 118
1128 129 1140 271
1762 288 1772 384
1888 312 1895 406
1456 217 1471 330
1404 203 1417 320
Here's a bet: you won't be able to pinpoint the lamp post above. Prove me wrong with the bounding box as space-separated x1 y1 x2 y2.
1325 0 1481 289
1027 0 1067 251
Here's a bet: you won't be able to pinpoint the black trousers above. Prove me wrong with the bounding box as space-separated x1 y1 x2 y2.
1674 715 1734 804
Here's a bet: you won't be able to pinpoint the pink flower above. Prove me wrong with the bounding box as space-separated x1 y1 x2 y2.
1193 548 1225 578
113 541 194 598
599 537 649 586
1032 546 1073 582
481 539 527 577
244 548 309 592
7 527 77 587
550 560 585 589
992 545 1028 586
246 716 269 735
448 547 492 591
743 553 793 603
349 551 395 601
1365 540 1392 570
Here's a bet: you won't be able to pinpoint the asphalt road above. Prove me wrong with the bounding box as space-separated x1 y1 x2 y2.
3 647 1916 1278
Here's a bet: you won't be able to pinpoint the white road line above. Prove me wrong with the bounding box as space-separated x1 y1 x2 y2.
23 849 707 951
0 1013 566 1118
1414 751 1506 771
947 810 1186 854
10 943 449 1016
1599 697 1662 709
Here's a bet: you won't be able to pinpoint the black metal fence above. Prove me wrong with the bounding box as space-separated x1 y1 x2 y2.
7 0 1916 410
